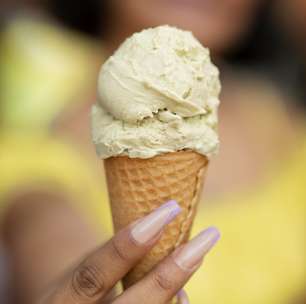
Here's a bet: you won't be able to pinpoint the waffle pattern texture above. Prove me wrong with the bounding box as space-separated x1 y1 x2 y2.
104 150 208 288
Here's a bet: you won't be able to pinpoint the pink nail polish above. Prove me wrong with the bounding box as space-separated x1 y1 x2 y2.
173 227 220 271
177 289 189 304
131 200 181 244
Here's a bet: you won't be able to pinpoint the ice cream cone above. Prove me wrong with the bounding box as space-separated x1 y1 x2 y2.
104 150 209 289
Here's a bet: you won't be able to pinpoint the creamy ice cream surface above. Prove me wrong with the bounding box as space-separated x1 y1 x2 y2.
92 25 221 159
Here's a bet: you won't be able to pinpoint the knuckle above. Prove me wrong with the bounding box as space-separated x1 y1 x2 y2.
111 237 131 263
71 263 105 300
152 269 175 292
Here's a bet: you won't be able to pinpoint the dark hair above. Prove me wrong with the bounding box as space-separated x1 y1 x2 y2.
225 0 305 104
48 0 110 37
48 0 305 104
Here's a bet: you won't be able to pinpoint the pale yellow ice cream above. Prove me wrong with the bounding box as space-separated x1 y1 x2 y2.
92 25 221 159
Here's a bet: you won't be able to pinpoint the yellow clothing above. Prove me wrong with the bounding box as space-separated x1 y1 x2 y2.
0 132 112 233
1 17 305 303
1 131 305 303
0 17 100 130
188 140 306 303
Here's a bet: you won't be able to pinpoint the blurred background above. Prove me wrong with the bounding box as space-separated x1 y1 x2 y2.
0 0 305 303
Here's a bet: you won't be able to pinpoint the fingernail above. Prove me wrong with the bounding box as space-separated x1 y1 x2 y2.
131 200 181 244
177 289 189 304
173 226 220 271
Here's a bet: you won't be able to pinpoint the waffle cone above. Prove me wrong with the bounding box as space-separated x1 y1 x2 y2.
104 150 208 289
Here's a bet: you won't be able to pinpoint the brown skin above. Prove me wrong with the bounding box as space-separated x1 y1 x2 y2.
275 0 306 58
1 0 46 15
2 0 303 302
3 191 101 304
206 77 302 198
3 195 196 304
54 0 302 198
106 0 262 55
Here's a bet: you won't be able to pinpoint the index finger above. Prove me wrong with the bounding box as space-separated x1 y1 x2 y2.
52 200 181 303
113 227 220 304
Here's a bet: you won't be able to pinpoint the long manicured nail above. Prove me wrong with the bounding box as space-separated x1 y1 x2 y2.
177 289 189 304
131 200 181 244
173 227 220 271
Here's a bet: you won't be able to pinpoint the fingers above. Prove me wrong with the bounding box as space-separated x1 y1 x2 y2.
55 200 181 303
114 227 220 304
176 289 189 304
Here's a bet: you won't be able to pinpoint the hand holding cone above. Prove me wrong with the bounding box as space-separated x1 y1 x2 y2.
104 150 209 288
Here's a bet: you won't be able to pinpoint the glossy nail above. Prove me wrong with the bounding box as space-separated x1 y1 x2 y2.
177 289 189 304
173 226 220 271
131 200 181 244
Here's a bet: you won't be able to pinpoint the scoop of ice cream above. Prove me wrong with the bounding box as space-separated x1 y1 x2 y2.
92 25 221 159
